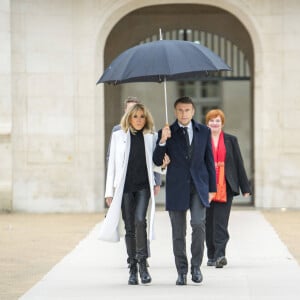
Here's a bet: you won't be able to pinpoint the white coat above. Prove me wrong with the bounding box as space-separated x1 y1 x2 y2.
99 129 159 243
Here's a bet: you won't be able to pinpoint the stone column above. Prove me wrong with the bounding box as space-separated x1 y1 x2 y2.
0 0 12 210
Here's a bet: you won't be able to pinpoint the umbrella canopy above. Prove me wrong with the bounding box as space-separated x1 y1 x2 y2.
97 40 231 84
97 39 231 123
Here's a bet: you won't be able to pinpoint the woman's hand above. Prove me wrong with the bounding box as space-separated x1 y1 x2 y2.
154 185 160 196
208 192 216 203
161 153 170 169
105 197 113 207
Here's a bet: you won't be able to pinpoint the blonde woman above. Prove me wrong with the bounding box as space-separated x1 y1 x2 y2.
99 103 169 285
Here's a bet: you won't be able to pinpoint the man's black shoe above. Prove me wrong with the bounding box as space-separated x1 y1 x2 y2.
191 267 203 283
176 273 187 285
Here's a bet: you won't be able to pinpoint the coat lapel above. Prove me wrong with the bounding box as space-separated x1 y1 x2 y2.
224 133 231 164
190 121 201 163
171 122 187 154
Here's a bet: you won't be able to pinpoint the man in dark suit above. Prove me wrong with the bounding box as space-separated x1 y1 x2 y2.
153 96 216 285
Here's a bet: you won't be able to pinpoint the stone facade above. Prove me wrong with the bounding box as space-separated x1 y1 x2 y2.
0 0 12 211
0 0 300 211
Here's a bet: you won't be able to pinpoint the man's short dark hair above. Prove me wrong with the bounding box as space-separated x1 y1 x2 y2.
174 96 195 109
124 96 140 109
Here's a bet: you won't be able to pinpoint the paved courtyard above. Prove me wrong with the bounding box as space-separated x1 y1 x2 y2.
11 209 300 300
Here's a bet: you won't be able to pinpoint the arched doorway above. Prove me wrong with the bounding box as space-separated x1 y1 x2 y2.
103 4 254 205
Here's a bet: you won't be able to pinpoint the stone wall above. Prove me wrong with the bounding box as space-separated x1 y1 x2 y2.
1 0 300 211
0 0 12 211
10 0 104 212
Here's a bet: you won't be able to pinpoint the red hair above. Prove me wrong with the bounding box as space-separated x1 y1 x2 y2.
205 109 225 125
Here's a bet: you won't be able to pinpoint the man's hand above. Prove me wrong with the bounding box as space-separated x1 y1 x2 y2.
160 125 171 144
105 197 113 207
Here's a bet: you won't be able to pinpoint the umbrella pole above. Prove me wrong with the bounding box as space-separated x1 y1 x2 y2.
159 29 169 125
163 76 169 125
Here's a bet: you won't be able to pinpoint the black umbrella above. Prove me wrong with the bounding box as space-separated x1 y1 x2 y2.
97 39 231 123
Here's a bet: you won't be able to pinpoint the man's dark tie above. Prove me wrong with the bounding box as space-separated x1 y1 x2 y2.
183 127 190 146
183 127 193 160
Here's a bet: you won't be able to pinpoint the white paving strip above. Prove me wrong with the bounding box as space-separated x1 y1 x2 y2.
20 210 300 300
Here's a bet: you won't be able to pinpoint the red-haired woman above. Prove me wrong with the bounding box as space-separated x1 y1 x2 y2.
205 109 251 268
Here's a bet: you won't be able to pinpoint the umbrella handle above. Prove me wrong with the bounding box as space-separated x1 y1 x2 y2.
159 28 163 40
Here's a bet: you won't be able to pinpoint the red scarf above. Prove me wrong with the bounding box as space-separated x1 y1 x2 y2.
212 131 227 202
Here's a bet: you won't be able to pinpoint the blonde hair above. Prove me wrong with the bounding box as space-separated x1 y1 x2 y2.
205 109 225 125
121 103 155 134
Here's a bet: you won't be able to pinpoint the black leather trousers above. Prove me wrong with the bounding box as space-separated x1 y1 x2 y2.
121 188 150 262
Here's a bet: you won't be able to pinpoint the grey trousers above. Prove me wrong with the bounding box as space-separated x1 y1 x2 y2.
168 191 206 274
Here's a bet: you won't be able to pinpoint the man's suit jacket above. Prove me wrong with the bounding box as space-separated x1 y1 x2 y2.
153 120 216 211
224 133 251 195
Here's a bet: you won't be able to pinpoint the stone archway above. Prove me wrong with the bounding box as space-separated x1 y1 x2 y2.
95 1 262 209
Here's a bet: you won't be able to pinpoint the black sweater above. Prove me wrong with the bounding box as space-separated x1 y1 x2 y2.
124 130 149 192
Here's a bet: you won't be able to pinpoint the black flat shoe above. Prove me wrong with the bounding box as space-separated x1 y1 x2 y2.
191 267 203 283
207 259 216 266
176 273 187 285
215 256 227 268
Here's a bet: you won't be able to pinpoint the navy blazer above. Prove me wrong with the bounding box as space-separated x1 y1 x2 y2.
153 120 216 211
224 133 251 195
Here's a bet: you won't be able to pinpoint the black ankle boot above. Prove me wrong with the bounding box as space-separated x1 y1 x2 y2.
128 262 138 285
138 259 151 284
